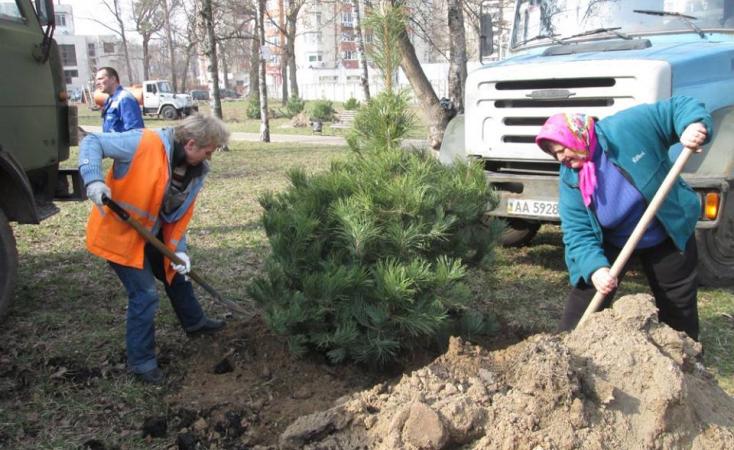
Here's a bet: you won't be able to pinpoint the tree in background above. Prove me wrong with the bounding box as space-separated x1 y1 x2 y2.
161 0 179 91
255 0 270 141
132 0 164 81
447 0 467 113
95 0 135 83
353 0 371 101
201 0 223 118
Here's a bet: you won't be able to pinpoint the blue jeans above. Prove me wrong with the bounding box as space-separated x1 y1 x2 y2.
110 243 207 374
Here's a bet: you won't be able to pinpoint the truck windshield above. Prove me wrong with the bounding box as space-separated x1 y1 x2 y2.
157 81 174 94
512 0 734 48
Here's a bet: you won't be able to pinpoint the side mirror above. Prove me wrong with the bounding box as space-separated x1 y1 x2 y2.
35 0 55 26
480 2 494 61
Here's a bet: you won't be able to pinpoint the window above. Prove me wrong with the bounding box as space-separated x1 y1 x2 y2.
319 75 338 83
63 69 78 84
341 32 354 42
146 83 157 94
342 12 352 27
308 54 322 62
314 12 321 26
306 31 322 45
0 1 25 22
346 75 361 82
103 42 115 53
342 50 355 60
55 13 66 27
59 44 77 66
87 43 95 57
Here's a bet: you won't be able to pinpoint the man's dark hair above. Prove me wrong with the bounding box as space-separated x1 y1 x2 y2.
98 67 120 83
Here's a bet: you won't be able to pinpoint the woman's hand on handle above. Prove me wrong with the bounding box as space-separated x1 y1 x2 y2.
680 122 707 152
591 267 618 295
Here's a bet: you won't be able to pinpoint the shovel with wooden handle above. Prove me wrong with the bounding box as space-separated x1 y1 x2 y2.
576 146 696 328
101 194 254 319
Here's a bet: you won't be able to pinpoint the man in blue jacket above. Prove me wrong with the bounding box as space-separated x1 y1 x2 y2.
96 67 145 132
535 97 713 340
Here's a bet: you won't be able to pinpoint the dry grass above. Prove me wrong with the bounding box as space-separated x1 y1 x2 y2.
0 140 731 448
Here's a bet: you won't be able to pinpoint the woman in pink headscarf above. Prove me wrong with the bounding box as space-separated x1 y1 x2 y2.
535 96 712 340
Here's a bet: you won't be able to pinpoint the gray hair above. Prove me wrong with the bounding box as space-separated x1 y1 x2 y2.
174 113 230 148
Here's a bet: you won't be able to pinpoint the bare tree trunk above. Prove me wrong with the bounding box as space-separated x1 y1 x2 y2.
286 18 298 98
142 39 151 80
221 41 229 89
256 0 270 142
393 9 449 150
202 0 222 118
447 0 467 113
103 0 134 83
280 54 288 104
180 44 195 92
162 0 178 91
353 0 370 101
248 34 260 99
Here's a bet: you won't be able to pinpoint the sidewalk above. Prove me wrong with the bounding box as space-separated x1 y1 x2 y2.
82 126 426 148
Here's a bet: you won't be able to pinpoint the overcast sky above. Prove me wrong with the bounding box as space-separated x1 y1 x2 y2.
58 0 135 37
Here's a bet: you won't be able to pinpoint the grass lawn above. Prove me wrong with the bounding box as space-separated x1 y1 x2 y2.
0 140 731 448
76 98 429 138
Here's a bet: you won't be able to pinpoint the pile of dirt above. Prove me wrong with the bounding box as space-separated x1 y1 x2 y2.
279 294 734 450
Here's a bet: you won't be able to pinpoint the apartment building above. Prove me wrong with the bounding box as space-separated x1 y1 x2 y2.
53 3 143 95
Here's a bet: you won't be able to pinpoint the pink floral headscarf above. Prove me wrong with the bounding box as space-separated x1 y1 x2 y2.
535 113 598 206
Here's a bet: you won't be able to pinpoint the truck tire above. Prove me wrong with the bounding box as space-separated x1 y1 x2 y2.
0 209 18 321
161 105 178 120
696 193 734 287
500 218 541 247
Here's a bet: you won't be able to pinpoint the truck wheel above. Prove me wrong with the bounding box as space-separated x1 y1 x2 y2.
161 105 178 120
696 194 734 287
500 218 540 247
0 210 18 321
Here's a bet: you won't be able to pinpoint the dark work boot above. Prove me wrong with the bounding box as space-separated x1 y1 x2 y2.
186 318 226 337
132 367 166 385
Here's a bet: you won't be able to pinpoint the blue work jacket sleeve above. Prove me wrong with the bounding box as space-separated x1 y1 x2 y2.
78 130 144 186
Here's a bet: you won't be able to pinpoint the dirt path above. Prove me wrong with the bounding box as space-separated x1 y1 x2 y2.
278 294 734 450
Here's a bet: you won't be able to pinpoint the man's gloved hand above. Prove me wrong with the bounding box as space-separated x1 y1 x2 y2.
86 181 111 214
171 252 191 275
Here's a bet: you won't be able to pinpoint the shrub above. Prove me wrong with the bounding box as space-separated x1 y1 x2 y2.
286 95 306 117
249 90 503 366
344 97 360 110
246 96 260 119
347 90 414 153
308 100 335 122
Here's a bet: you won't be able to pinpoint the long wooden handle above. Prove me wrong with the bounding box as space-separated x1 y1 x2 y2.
101 195 252 316
576 146 695 328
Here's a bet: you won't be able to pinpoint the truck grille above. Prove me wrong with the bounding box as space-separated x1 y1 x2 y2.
464 60 671 170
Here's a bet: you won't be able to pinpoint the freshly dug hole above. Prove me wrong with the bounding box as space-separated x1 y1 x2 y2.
280 294 734 450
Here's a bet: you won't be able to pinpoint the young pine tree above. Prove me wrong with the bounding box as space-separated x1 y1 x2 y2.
248 90 503 366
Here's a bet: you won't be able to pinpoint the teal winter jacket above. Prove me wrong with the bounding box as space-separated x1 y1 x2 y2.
559 96 714 286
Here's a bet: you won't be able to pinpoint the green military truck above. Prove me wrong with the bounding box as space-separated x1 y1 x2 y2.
0 0 82 319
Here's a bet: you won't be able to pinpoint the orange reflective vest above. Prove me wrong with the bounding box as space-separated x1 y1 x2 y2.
86 129 197 284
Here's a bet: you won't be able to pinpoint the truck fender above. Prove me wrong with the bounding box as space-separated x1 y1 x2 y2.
438 114 467 165
0 148 39 224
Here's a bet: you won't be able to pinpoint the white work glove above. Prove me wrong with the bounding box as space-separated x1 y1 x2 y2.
86 181 111 214
171 252 191 275
680 122 707 152
591 267 618 295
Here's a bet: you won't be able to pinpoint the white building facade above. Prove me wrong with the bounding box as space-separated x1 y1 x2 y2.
54 3 144 94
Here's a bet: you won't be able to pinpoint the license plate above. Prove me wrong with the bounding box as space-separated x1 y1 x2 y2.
506 199 559 218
